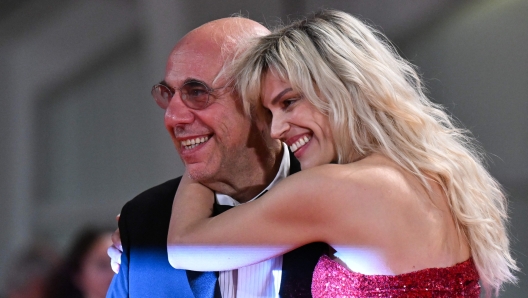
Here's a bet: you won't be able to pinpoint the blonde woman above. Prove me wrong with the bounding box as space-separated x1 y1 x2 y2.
167 10 517 297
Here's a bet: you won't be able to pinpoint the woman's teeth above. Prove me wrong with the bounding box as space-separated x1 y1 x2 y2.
182 136 209 149
290 136 311 153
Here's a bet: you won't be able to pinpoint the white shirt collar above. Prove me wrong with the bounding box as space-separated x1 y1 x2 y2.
216 143 290 206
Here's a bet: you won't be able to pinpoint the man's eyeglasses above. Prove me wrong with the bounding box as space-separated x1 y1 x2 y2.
151 80 229 110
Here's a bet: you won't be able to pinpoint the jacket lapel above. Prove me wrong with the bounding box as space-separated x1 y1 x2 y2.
279 150 327 297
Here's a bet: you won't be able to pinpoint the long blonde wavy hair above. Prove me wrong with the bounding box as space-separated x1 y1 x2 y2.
230 9 517 297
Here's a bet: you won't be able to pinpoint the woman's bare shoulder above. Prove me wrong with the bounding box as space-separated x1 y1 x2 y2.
283 154 411 209
312 154 409 191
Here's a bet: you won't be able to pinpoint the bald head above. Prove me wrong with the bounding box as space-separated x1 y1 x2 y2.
185 17 269 55
166 17 269 87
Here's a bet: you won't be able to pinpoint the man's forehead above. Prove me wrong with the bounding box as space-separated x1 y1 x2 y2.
168 48 210 65
165 47 224 84
169 43 222 60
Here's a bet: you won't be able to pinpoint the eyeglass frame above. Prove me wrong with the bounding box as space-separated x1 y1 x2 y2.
151 79 232 110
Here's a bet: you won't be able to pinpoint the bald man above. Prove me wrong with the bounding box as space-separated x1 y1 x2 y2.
106 17 326 298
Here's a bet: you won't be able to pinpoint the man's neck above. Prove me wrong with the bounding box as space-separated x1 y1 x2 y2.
203 145 283 203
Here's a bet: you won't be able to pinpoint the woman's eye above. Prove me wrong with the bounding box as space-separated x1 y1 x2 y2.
282 98 298 108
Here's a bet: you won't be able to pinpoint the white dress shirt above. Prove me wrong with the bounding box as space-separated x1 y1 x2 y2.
216 143 290 298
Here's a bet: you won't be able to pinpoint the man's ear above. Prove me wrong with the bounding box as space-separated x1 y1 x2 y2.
253 105 272 133
254 110 281 151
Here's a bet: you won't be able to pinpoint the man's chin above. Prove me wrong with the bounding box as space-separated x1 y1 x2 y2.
186 166 216 183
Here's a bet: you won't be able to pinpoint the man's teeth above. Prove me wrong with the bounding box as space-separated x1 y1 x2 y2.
182 136 209 149
290 136 311 153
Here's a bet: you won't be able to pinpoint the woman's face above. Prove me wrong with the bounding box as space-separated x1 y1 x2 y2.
260 71 337 169
76 233 114 298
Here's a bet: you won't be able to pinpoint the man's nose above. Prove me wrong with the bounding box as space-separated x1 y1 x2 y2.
164 92 195 126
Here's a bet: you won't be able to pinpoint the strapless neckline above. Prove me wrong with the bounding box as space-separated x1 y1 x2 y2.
312 255 480 297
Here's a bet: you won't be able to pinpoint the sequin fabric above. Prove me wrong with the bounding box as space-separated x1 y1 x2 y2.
311 255 480 297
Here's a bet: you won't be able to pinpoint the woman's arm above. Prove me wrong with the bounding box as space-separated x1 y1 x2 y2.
167 167 335 271
168 173 215 243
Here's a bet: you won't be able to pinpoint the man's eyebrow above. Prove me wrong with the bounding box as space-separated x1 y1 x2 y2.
271 88 293 105
160 78 211 88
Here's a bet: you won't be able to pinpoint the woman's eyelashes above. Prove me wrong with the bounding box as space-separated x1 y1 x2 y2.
281 96 301 110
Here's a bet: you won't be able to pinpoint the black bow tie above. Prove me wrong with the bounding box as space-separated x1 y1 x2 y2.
213 204 233 216
213 190 268 216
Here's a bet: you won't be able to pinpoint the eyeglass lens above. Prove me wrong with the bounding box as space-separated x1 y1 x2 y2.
152 81 211 110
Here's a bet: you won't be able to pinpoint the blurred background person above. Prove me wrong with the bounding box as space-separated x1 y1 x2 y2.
45 227 114 298
4 243 59 298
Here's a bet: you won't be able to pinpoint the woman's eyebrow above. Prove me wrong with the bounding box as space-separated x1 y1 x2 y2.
271 88 293 105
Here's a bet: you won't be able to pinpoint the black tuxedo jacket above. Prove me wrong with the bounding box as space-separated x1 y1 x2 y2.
106 151 327 297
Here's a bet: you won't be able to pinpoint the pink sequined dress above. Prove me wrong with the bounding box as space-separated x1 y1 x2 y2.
311 255 480 297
